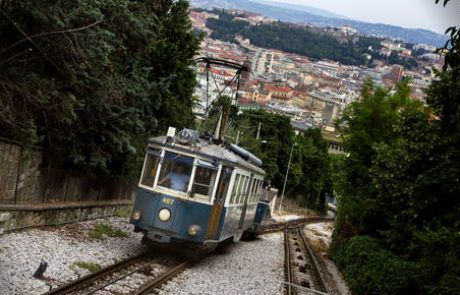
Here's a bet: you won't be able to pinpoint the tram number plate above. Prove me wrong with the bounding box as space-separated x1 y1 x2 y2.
162 197 174 205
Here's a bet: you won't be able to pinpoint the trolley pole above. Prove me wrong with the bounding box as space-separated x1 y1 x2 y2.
279 142 296 212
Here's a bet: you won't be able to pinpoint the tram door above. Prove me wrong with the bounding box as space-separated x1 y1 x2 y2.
238 174 254 229
206 166 233 240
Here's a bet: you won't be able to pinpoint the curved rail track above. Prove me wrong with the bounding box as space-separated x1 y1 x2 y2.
261 217 334 235
44 251 195 295
284 222 330 295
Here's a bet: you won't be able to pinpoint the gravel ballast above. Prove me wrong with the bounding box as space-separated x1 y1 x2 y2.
1 214 336 295
158 233 285 295
0 217 146 294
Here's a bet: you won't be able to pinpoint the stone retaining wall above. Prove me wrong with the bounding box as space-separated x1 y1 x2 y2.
0 138 136 231
0 201 133 232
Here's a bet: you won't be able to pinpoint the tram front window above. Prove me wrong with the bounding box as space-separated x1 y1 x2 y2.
140 150 161 187
192 165 218 201
158 151 194 193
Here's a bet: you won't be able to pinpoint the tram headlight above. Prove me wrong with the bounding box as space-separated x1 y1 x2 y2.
178 128 199 145
187 224 201 236
131 210 141 221
158 208 171 222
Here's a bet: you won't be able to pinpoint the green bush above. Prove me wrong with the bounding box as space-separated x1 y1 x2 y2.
90 223 128 239
115 206 133 218
73 261 101 273
333 236 420 295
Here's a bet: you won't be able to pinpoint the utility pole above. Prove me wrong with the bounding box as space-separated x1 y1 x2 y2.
206 63 210 110
256 122 262 140
279 142 296 212
235 130 241 145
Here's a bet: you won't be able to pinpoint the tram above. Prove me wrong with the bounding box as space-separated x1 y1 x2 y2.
130 128 266 251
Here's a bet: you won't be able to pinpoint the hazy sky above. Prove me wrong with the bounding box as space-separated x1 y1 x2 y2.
263 0 460 34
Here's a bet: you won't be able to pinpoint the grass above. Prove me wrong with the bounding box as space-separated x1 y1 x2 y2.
73 261 101 273
89 223 128 239
115 206 133 218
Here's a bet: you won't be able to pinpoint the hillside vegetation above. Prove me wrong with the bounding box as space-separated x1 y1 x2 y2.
204 9 418 68
0 0 201 176
330 1 460 292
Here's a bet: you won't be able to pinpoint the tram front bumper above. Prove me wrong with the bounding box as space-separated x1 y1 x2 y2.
146 230 172 243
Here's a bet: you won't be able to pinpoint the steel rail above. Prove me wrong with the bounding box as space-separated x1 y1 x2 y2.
44 251 151 295
262 217 334 235
133 259 196 295
283 220 330 295
284 225 294 295
298 227 328 293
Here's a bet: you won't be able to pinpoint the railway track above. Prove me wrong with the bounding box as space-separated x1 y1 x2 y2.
284 223 329 295
261 217 334 235
43 217 331 295
44 251 195 295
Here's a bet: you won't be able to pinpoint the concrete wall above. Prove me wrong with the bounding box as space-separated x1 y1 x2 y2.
0 138 136 231
0 201 132 232
0 138 22 203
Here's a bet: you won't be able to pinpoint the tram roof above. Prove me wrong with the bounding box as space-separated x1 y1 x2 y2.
147 136 266 176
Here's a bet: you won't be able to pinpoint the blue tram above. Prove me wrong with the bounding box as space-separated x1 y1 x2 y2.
130 128 266 251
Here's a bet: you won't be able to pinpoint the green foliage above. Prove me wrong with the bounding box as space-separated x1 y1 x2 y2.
387 52 418 69
115 206 133 218
73 261 101 273
207 12 248 42
0 0 200 176
240 23 368 65
333 77 460 293
331 3 460 291
289 129 330 211
328 154 347 199
216 109 330 211
333 236 420 295
231 109 295 189
199 95 239 135
90 223 127 239
333 79 421 241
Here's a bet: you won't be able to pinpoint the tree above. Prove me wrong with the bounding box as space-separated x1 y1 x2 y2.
332 79 419 242
288 128 330 211
0 0 200 176
233 110 295 189
224 109 331 211
331 1 460 291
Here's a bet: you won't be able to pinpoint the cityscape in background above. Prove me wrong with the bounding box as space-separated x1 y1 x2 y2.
189 7 443 140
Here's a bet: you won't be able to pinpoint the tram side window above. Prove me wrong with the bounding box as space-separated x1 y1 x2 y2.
234 177 242 204
230 174 240 204
250 180 257 203
236 177 244 204
254 180 261 203
214 166 233 205
140 150 161 187
192 165 218 202
256 181 262 202
236 176 244 204
157 151 194 193
240 176 249 204
247 179 254 203
241 176 251 204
